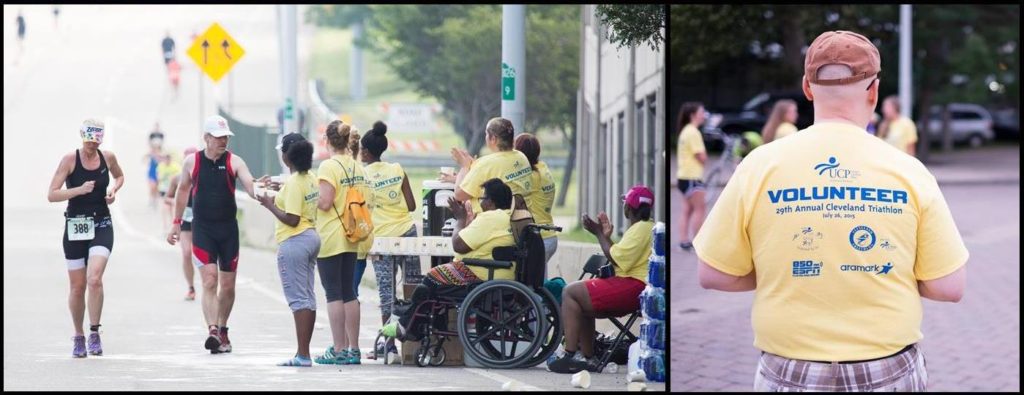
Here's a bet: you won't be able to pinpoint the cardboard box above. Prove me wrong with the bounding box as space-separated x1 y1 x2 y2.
400 309 464 366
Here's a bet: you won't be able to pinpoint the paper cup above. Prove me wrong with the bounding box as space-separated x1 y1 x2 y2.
627 382 647 392
570 370 591 389
501 381 521 391
627 370 647 383
440 166 454 176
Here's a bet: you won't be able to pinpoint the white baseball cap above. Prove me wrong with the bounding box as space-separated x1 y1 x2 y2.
203 115 234 137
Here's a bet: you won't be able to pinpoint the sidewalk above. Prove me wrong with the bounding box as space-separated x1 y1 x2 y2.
920 144 1020 185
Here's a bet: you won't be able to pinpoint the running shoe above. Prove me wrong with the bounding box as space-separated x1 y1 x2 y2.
87 332 103 356
546 351 587 374
204 326 222 354
217 326 232 353
277 355 312 367
345 348 361 365
72 335 87 358
314 346 339 365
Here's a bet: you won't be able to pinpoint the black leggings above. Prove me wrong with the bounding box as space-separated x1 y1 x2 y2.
317 252 357 303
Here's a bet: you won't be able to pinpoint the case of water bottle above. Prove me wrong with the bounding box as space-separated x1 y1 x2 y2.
633 222 666 382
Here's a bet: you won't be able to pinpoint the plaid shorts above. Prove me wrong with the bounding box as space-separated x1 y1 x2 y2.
754 345 927 392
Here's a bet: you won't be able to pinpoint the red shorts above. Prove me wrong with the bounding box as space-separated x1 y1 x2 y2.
584 276 645 317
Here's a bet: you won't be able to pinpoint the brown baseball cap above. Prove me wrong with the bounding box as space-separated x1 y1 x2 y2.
804 30 881 86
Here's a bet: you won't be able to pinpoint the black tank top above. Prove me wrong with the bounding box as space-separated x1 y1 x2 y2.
66 149 111 217
190 151 237 222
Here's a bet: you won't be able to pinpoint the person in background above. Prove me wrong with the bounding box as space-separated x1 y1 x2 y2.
761 99 799 143
514 133 558 269
359 121 420 359
878 95 919 156
675 102 707 251
165 147 199 301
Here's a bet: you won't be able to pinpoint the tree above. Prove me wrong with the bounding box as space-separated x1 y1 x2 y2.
595 4 664 50
307 5 581 160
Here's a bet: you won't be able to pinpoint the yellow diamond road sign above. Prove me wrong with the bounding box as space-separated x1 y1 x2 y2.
187 22 245 83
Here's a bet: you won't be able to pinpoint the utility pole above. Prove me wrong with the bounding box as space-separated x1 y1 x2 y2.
501 5 526 135
278 4 298 177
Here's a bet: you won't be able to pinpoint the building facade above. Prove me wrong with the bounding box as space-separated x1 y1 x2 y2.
577 4 666 234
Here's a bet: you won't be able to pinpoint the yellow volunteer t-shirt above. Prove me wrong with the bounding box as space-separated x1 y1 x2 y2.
157 161 182 192
357 233 374 260
273 172 319 244
365 161 415 237
316 154 373 258
775 122 798 140
609 220 654 282
885 116 918 154
459 150 533 213
693 121 968 362
526 161 557 239
676 124 706 181
455 209 516 280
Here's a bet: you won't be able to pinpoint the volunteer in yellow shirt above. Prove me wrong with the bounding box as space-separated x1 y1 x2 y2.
694 30 967 392
514 133 559 267
676 102 708 251
880 95 918 156
359 121 421 331
449 117 532 214
313 120 373 365
256 133 320 367
762 99 800 142
547 185 654 374
381 178 517 340
156 152 182 229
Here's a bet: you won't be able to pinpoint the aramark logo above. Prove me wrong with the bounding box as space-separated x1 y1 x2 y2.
792 260 823 277
814 156 860 181
841 262 894 275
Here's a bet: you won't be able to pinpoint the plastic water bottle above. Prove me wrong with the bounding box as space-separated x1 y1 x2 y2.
640 287 666 321
651 222 665 257
603 362 619 374
627 341 642 374
640 349 666 383
647 255 665 289
639 319 665 351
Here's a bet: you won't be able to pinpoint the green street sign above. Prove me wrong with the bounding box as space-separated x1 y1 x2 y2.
501 62 516 101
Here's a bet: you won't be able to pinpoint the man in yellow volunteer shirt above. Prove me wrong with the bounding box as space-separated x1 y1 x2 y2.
449 117 532 214
881 95 919 156
381 178 516 340
693 31 968 392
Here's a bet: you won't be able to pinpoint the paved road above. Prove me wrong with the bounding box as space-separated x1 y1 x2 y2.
668 153 1021 391
3 5 661 391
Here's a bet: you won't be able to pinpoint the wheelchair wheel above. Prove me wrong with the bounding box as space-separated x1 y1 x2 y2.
416 341 446 367
520 287 563 368
458 280 545 369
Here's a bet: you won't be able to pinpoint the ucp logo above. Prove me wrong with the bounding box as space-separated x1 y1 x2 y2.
814 156 859 180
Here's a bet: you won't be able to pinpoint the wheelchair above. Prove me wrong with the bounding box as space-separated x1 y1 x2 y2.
385 218 564 369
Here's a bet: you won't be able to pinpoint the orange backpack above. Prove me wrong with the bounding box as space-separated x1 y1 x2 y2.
332 159 373 243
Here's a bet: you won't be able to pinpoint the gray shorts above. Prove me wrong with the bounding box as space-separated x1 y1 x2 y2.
277 229 320 312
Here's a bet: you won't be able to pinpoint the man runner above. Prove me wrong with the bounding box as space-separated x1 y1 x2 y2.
167 115 258 354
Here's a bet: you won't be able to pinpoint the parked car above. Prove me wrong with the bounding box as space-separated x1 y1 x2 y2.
919 103 995 148
989 107 1020 141
703 91 813 151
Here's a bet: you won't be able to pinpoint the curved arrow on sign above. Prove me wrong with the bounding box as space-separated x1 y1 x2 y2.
222 40 231 60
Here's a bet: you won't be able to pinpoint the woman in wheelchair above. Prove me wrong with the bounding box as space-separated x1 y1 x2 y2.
381 178 516 340
547 185 655 374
